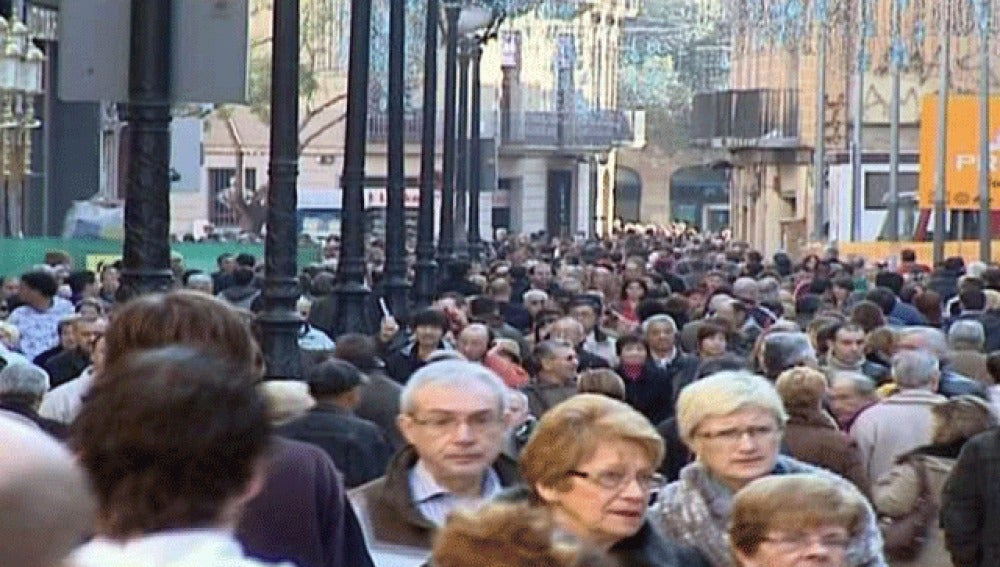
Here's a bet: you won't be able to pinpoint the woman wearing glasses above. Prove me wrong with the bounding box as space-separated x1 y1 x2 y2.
729 474 869 567
651 371 886 567
511 394 710 567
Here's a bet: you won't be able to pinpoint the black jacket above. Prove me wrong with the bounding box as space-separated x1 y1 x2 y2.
237 437 375 567
941 427 1000 567
500 301 531 333
577 346 611 372
623 355 698 426
43 349 89 389
277 404 393 489
354 369 405 450
384 342 446 384
0 400 66 439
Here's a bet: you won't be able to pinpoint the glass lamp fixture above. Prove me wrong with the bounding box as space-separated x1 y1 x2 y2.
0 35 20 93
22 45 44 95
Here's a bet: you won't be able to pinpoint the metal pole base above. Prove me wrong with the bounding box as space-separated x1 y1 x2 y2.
412 257 438 308
336 279 373 335
117 269 174 301
383 274 410 322
258 276 302 380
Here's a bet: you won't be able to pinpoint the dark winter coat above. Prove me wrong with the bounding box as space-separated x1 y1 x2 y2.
277 403 393 488
237 436 375 567
941 428 1000 567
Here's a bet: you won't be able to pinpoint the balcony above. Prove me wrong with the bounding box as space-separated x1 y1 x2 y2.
500 109 633 151
692 89 799 149
366 112 425 144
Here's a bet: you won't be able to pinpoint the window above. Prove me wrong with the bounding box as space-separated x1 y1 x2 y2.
865 171 918 210
208 167 238 227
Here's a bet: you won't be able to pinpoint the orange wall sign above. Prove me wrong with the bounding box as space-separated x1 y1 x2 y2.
918 94 1000 210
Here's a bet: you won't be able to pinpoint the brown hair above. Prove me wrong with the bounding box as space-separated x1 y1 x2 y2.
850 300 887 333
864 326 896 358
431 502 615 567
913 290 943 326
103 290 263 381
931 395 997 445
775 366 828 410
520 394 663 495
577 369 626 401
730 474 866 559
71 346 270 537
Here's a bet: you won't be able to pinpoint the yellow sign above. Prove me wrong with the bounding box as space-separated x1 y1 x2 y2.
919 94 1000 210
85 254 120 272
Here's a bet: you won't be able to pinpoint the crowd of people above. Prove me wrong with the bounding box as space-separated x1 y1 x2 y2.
4 230 1000 566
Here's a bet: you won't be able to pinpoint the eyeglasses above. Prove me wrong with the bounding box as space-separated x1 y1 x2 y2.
567 469 666 493
409 411 504 436
696 425 780 444
762 532 851 551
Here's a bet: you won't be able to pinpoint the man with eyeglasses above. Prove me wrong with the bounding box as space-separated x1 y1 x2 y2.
349 360 518 566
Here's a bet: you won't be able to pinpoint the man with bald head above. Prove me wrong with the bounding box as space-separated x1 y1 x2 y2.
0 415 95 567
547 316 610 371
457 323 529 388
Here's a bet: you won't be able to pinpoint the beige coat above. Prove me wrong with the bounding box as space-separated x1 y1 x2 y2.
850 390 946 482
872 454 955 567
948 350 991 385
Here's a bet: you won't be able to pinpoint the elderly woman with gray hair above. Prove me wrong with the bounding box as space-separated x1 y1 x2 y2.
0 363 63 438
757 331 818 380
650 370 886 567
946 320 991 385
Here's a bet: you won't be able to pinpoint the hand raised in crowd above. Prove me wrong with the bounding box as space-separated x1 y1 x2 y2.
379 315 399 343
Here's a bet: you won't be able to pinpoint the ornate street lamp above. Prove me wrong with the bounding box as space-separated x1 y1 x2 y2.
436 0 461 270
413 0 442 308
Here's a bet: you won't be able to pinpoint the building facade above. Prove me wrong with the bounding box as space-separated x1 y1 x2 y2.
697 0 1000 257
173 0 640 241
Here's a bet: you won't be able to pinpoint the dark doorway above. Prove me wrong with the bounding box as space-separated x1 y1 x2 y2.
615 167 642 222
547 170 572 237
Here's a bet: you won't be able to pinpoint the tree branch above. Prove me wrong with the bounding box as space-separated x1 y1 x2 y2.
298 112 347 153
298 92 348 132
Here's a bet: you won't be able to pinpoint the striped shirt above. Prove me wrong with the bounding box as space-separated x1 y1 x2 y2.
408 459 503 527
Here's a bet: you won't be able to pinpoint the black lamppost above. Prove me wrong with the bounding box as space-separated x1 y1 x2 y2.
453 39 471 260
413 0 440 308
335 0 374 335
436 2 461 270
468 41 483 261
258 0 302 380
466 9 503 262
119 0 174 300
382 0 409 320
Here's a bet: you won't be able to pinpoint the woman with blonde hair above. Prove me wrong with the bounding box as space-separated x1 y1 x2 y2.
729 474 869 567
873 395 996 566
512 394 709 566
651 370 885 567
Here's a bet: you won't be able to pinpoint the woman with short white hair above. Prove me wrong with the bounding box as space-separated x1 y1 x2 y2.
650 370 886 567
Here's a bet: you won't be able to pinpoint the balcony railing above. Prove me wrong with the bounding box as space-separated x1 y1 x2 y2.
500 109 633 150
692 89 799 149
367 112 424 144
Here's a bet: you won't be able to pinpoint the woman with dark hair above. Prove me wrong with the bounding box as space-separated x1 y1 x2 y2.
695 321 727 362
831 277 856 312
611 279 647 325
913 289 943 327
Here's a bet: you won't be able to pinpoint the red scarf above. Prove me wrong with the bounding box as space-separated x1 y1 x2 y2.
619 361 644 381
